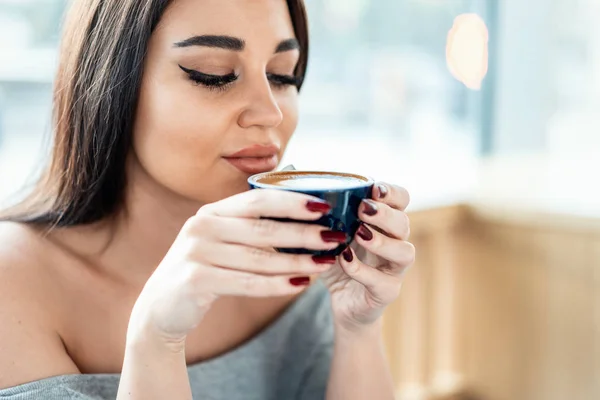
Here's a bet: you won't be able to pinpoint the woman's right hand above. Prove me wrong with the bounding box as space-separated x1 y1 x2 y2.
127 189 345 346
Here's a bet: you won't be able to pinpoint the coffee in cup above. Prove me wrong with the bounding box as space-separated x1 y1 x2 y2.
254 172 368 189
248 170 374 256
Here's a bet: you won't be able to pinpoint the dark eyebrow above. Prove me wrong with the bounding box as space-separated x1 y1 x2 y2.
173 35 245 51
275 38 300 53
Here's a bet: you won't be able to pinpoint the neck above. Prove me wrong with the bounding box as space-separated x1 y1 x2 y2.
102 156 202 284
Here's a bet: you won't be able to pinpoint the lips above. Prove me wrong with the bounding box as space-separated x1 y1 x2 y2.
223 144 280 174
224 155 279 174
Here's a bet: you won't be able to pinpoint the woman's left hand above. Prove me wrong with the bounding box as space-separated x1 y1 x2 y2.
320 182 415 333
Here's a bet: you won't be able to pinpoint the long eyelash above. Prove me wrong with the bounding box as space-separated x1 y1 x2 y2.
179 65 301 91
179 65 237 91
267 73 302 89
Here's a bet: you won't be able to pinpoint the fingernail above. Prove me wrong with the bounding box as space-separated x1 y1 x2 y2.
357 224 373 241
289 276 311 286
320 230 347 243
306 199 331 213
342 247 353 262
312 255 337 264
362 199 378 216
377 184 388 199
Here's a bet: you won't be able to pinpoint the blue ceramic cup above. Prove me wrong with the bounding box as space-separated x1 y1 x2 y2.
248 170 374 256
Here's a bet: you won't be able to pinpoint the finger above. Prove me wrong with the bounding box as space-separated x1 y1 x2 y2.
338 247 402 304
193 214 347 250
358 199 410 240
372 182 410 211
197 242 338 275
198 188 331 220
354 224 416 269
194 266 313 297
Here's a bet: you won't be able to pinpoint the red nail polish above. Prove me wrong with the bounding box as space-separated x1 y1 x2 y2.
320 231 347 243
357 224 373 241
342 247 353 262
312 255 337 264
306 199 332 213
377 184 388 199
289 276 311 286
362 199 378 216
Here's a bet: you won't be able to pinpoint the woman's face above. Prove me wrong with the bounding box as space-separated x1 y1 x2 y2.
132 0 300 204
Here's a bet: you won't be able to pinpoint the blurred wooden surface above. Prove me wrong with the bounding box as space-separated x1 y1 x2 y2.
383 205 600 400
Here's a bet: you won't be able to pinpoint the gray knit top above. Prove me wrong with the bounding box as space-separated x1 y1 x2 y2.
0 282 333 400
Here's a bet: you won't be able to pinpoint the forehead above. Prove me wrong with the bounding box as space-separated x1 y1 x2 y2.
158 0 296 45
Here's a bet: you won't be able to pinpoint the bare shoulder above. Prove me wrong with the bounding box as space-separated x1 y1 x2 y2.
0 221 56 287
0 221 80 389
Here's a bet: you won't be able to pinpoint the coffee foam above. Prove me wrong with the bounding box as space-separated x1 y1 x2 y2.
257 173 367 189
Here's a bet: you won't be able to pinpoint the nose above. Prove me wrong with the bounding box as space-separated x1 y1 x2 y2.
237 76 284 129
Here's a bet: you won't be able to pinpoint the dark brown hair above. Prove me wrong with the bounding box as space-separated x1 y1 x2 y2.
2 0 309 227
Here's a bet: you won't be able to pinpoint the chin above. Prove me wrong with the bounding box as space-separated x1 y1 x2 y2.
199 177 252 205
188 163 274 205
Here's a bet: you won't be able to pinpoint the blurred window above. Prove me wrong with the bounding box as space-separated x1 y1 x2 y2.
491 0 600 156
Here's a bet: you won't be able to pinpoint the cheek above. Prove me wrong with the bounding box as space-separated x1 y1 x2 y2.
277 93 299 145
131 79 232 198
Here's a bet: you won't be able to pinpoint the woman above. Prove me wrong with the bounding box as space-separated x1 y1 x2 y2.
0 0 415 399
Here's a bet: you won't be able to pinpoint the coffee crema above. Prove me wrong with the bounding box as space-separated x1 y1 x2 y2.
255 172 369 190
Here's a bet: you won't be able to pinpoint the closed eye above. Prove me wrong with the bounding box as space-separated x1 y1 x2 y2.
179 65 237 91
267 73 302 89
179 65 302 91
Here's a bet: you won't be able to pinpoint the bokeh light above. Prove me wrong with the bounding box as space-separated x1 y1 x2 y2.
446 13 489 90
